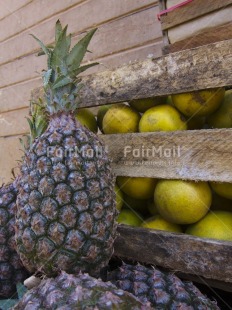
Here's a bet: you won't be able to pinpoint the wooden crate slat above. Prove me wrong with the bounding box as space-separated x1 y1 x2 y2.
160 0 232 31
163 22 232 54
32 38 232 107
101 129 232 182
114 225 232 284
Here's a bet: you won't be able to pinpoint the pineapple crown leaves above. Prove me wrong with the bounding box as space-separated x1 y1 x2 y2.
31 20 98 113
20 99 48 151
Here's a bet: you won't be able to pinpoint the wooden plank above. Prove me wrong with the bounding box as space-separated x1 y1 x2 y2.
2 127 232 183
0 135 24 186
32 38 232 107
0 7 161 88
0 78 40 113
100 129 232 182
0 41 162 114
0 0 159 66
2 124 232 182
0 0 85 43
0 54 46 89
0 0 32 21
168 6 232 44
163 22 232 54
0 108 29 137
160 0 232 31
114 225 232 283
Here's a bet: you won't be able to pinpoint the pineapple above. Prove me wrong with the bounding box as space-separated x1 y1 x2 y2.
106 263 219 309
0 182 29 298
0 105 47 298
15 21 117 277
13 271 152 309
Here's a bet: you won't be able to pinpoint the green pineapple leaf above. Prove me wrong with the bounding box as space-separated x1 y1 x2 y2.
17 283 27 299
42 69 53 86
35 117 48 137
0 298 19 310
26 117 35 134
37 44 54 56
66 28 97 72
52 75 73 89
55 19 63 43
51 25 70 71
30 34 50 56
70 62 99 78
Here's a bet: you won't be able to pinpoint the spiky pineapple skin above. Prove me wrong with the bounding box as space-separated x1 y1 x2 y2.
13 271 152 310
15 113 117 277
106 263 219 310
0 182 29 298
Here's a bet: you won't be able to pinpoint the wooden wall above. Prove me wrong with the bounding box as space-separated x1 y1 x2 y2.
160 0 232 54
0 0 163 185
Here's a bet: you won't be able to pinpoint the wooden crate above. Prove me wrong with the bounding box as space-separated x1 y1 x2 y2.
32 38 232 291
158 0 232 54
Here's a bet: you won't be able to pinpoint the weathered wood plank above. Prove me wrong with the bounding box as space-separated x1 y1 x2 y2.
32 38 232 107
101 129 232 182
0 42 162 114
0 0 32 21
0 78 40 113
31 39 232 108
0 7 161 88
2 128 232 182
114 225 232 283
160 0 232 31
0 0 85 43
0 108 29 137
168 6 232 44
0 1 159 66
163 22 232 54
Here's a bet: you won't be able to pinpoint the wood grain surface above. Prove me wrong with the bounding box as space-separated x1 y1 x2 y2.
160 0 232 31
31 38 232 107
0 1 160 66
163 22 232 54
114 225 232 284
101 129 232 182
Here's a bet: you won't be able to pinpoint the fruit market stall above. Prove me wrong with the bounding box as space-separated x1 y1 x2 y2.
31 36 232 294
1 2 232 308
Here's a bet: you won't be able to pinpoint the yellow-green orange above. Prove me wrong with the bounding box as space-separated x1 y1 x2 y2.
186 211 232 241
117 176 156 199
117 209 142 227
210 182 232 200
97 105 112 132
207 90 232 128
141 215 182 233
172 88 225 117
76 108 98 133
139 105 187 132
154 180 212 224
103 104 140 134
129 96 167 113
115 185 124 211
